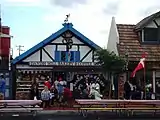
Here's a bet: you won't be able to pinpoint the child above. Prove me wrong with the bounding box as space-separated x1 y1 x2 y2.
41 86 50 108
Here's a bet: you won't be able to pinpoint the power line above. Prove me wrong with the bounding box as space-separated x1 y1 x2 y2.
16 45 24 56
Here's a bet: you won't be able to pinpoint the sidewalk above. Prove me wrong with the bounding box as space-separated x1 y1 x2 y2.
37 108 160 116
38 110 79 115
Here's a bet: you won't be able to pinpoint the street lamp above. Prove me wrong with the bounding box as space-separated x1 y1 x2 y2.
62 31 73 62
62 31 73 52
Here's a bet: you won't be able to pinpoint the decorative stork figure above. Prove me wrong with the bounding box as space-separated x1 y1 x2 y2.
64 14 70 23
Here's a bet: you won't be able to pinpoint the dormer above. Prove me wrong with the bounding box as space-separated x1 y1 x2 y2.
135 11 160 44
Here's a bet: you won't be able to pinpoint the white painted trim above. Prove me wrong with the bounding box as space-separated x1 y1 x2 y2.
107 17 119 56
141 29 144 42
0 32 12 38
16 65 53 69
153 70 156 93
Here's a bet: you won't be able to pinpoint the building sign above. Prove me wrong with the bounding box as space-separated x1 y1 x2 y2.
29 61 100 66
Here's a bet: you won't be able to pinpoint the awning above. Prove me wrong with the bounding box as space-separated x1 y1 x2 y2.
0 32 13 38
17 70 51 74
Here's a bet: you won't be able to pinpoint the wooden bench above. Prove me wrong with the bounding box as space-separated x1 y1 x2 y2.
80 107 160 110
75 99 160 117
0 100 42 116
0 107 42 112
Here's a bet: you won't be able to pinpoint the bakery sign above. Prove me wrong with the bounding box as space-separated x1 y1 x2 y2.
29 61 100 66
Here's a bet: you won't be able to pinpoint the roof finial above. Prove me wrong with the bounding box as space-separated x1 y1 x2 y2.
64 14 70 23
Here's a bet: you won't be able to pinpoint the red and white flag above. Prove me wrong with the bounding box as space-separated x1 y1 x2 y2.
131 52 147 78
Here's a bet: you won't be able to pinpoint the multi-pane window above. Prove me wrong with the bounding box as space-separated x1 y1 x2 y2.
61 51 66 61
55 51 80 62
143 28 159 42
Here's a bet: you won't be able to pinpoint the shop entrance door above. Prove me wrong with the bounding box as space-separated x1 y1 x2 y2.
54 71 67 81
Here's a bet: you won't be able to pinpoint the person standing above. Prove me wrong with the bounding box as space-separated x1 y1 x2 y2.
90 87 103 100
54 79 59 90
57 79 64 103
44 76 51 90
124 80 133 99
95 81 100 93
0 75 6 100
41 86 51 108
30 79 39 100
63 85 73 107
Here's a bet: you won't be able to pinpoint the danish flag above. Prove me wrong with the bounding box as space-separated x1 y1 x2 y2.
131 52 147 78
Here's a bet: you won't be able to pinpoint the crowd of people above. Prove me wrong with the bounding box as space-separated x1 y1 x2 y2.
1 72 159 105
0 75 5 100
30 74 104 108
71 74 104 100
123 78 153 100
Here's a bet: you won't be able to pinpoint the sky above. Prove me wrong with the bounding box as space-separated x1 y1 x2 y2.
1 0 160 58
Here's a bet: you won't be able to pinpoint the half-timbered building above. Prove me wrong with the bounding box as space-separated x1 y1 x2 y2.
12 23 103 99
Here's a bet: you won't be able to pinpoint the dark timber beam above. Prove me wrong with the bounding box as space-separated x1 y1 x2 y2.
40 49 42 61
42 48 55 62
48 43 85 46
80 49 92 62
92 50 94 62
153 20 159 27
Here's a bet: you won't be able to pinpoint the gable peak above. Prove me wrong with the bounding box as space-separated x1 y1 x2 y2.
62 23 73 28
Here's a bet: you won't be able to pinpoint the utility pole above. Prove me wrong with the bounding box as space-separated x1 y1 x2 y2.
16 45 24 56
10 48 13 57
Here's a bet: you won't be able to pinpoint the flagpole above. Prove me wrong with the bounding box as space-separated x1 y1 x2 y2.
144 61 146 100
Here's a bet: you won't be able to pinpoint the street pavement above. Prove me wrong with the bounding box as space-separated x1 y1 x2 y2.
0 110 160 120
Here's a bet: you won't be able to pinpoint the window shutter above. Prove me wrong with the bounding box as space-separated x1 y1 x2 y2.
69 51 74 62
75 51 80 62
65 51 69 62
55 51 61 62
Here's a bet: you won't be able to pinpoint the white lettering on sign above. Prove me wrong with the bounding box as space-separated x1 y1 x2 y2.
29 61 100 66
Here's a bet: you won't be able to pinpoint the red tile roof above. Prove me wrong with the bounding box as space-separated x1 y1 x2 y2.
117 24 160 62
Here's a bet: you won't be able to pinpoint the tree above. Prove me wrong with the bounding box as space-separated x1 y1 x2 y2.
95 48 126 98
95 48 125 75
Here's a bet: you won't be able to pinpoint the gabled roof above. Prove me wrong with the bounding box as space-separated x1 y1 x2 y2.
12 23 101 64
135 11 160 30
117 24 160 62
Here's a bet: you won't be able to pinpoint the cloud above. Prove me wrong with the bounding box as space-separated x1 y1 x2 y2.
42 0 160 48
138 5 160 17
6 0 38 2
3 0 160 57
2 0 49 7
51 0 87 8
103 0 121 16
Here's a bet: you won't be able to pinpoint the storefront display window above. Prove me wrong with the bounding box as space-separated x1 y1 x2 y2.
155 71 160 99
136 70 152 99
16 71 52 92
5 89 9 98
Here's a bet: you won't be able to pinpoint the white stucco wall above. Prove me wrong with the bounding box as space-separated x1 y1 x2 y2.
107 17 119 56
23 51 40 62
146 17 160 28
80 46 92 62
22 35 93 63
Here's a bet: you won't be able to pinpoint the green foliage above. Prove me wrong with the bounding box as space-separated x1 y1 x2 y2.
95 49 125 73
